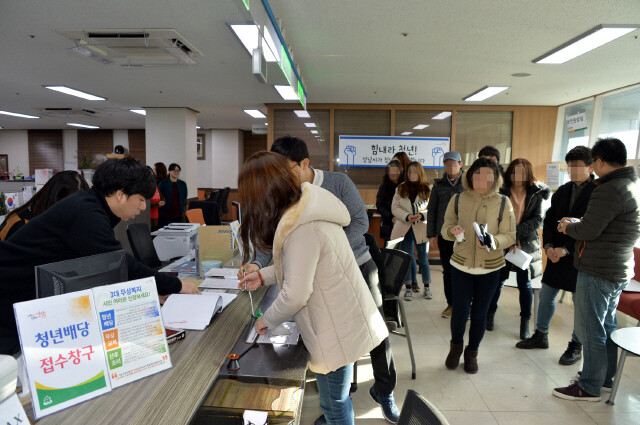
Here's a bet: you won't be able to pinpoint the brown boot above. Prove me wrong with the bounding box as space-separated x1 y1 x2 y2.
463 346 478 374
445 341 464 369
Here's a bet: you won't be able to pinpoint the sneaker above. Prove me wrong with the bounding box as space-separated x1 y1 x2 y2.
559 340 582 365
411 281 420 292
423 287 433 299
552 382 600 401
404 289 413 300
575 371 613 393
441 305 453 318
369 386 400 423
515 330 549 349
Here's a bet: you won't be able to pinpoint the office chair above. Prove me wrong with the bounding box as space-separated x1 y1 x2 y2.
189 200 221 225
185 209 206 225
126 223 162 269
218 187 230 215
397 389 451 425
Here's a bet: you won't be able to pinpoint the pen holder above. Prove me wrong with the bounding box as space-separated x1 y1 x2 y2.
226 353 240 371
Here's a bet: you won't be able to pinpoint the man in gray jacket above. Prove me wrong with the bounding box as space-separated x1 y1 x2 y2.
553 138 640 402
242 136 399 423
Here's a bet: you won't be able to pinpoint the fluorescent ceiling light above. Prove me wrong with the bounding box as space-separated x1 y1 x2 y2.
463 86 509 102
310 130 318 134
230 25 279 62
432 112 452 120
244 109 266 119
401 131 412 136
0 111 39 119
314 135 320 138
533 25 639 64
45 85 105 101
196 126 201 129
264 122 268 126
130 109 146 115
274 85 299 100
304 123 316 128
294 110 310 118
413 124 429 130
67 123 100 129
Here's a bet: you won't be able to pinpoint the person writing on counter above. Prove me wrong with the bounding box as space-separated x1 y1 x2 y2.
238 152 387 425
0 157 199 356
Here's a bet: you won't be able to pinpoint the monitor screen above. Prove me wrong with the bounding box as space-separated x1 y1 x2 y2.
35 250 128 298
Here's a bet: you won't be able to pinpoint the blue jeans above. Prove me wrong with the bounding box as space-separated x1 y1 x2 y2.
536 283 579 343
400 228 431 286
574 271 626 396
489 267 532 319
316 363 354 425
451 268 501 350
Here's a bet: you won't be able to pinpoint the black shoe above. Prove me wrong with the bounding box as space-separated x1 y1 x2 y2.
559 340 582 365
519 318 530 340
515 330 549 349
486 310 495 331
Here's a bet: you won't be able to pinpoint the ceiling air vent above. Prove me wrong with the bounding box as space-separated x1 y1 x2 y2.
41 108 99 117
58 29 203 66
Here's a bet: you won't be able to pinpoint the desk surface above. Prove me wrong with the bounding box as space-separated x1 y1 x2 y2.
611 327 640 356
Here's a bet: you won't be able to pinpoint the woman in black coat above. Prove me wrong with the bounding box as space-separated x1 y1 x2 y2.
487 159 550 340
376 160 403 240
516 146 596 366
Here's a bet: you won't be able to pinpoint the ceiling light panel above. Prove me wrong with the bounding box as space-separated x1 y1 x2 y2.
463 86 509 102
230 24 278 62
130 109 146 115
304 123 316 127
244 109 266 118
274 85 299 100
294 110 310 118
432 112 452 120
67 122 100 128
0 111 39 119
413 124 429 130
45 85 106 101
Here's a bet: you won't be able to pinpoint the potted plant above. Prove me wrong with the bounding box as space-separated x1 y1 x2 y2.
0 192 7 225
13 166 24 180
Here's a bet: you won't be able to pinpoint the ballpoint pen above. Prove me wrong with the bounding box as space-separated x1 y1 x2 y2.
244 267 256 318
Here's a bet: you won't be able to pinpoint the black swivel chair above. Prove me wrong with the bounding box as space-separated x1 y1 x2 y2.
188 200 222 225
126 223 162 269
218 187 230 216
397 389 450 425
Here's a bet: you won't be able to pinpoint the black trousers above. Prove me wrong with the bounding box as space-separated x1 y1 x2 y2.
360 259 397 396
438 235 455 306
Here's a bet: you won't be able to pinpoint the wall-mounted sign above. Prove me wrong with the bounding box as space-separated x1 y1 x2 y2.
566 112 587 133
252 125 267 135
338 136 450 168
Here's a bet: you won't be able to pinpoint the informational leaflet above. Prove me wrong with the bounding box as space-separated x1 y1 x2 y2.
13 277 172 419
0 394 29 425
91 277 172 388
14 290 111 419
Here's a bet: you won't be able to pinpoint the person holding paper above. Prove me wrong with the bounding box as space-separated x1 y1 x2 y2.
486 159 550 339
237 152 388 425
516 146 595 366
441 158 516 374
0 158 199 355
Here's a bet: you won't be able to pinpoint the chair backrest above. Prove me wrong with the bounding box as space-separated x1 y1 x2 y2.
398 389 450 425
364 232 384 279
379 247 413 296
188 200 221 225
218 187 230 215
126 224 162 269
185 208 205 225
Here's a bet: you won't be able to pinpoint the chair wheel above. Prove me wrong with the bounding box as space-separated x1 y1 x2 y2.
350 383 358 393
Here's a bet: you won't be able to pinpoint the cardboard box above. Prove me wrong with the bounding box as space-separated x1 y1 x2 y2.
199 225 238 265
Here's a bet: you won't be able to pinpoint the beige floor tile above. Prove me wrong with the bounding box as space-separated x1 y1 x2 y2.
588 411 640 425
492 411 597 425
439 411 499 425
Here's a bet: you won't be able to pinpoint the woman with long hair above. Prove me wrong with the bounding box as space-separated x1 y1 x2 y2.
376 160 402 240
238 152 387 425
390 161 432 299
392 151 411 183
487 158 550 339
0 171 88 240
154 162 168 184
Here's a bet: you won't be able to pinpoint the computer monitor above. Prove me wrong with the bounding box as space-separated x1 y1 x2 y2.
35 250 128 298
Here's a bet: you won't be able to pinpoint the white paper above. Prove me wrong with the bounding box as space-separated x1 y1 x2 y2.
205 267 239 278
244 410 268 425
546 164 560 190
505 248 533 270
624 279 640 293
199 278 240 290
161 294 221 330
202 291 237 311
0 394 29 425
245 322 300 345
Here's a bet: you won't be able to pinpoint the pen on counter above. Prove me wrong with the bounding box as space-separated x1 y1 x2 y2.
244 268 256 317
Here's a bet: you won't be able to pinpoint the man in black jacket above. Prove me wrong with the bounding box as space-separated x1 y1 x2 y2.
554 138 640 401
516 146 595 366
427 151 464 318
0 158 199 355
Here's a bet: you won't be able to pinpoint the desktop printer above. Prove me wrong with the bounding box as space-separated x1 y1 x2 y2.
152 223 200 261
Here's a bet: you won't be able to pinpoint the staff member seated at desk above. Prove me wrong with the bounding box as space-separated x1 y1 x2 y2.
0 158 199 356
238 152 387 425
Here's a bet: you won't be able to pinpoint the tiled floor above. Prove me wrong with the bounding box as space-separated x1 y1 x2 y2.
299 265 640 424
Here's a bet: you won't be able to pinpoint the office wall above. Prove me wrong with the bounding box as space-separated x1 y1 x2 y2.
197 129 214 188
0 130 29 175
210 129 243 190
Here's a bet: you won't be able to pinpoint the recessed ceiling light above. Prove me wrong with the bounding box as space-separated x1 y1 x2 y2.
230 24 279 62
274 85 299 100
413 124 429 130
463 86 509 102
401 131 412 136
0 111 39 119
314 135 320 138
432 112 452 120
45 85 105 101
196 126 201 129
304 123 316 128
264 122 268 126
244 109 266 119
130 109 146 115
67 123 100 129
533 25 639 64
511 73 531 77
294 110 310 118
310 130 318 134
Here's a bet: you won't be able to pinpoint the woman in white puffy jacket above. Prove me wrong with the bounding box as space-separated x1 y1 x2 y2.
390 161 432 300
238 152 387 425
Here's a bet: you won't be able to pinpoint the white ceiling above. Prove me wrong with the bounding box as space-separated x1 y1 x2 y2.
0 0 639 131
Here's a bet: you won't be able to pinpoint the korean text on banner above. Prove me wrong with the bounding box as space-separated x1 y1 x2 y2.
338 136 450 168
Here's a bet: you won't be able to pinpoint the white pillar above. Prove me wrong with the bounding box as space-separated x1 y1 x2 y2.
113 130 129 152
145 108 198 196
62 130 78 164
211 129 242 189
